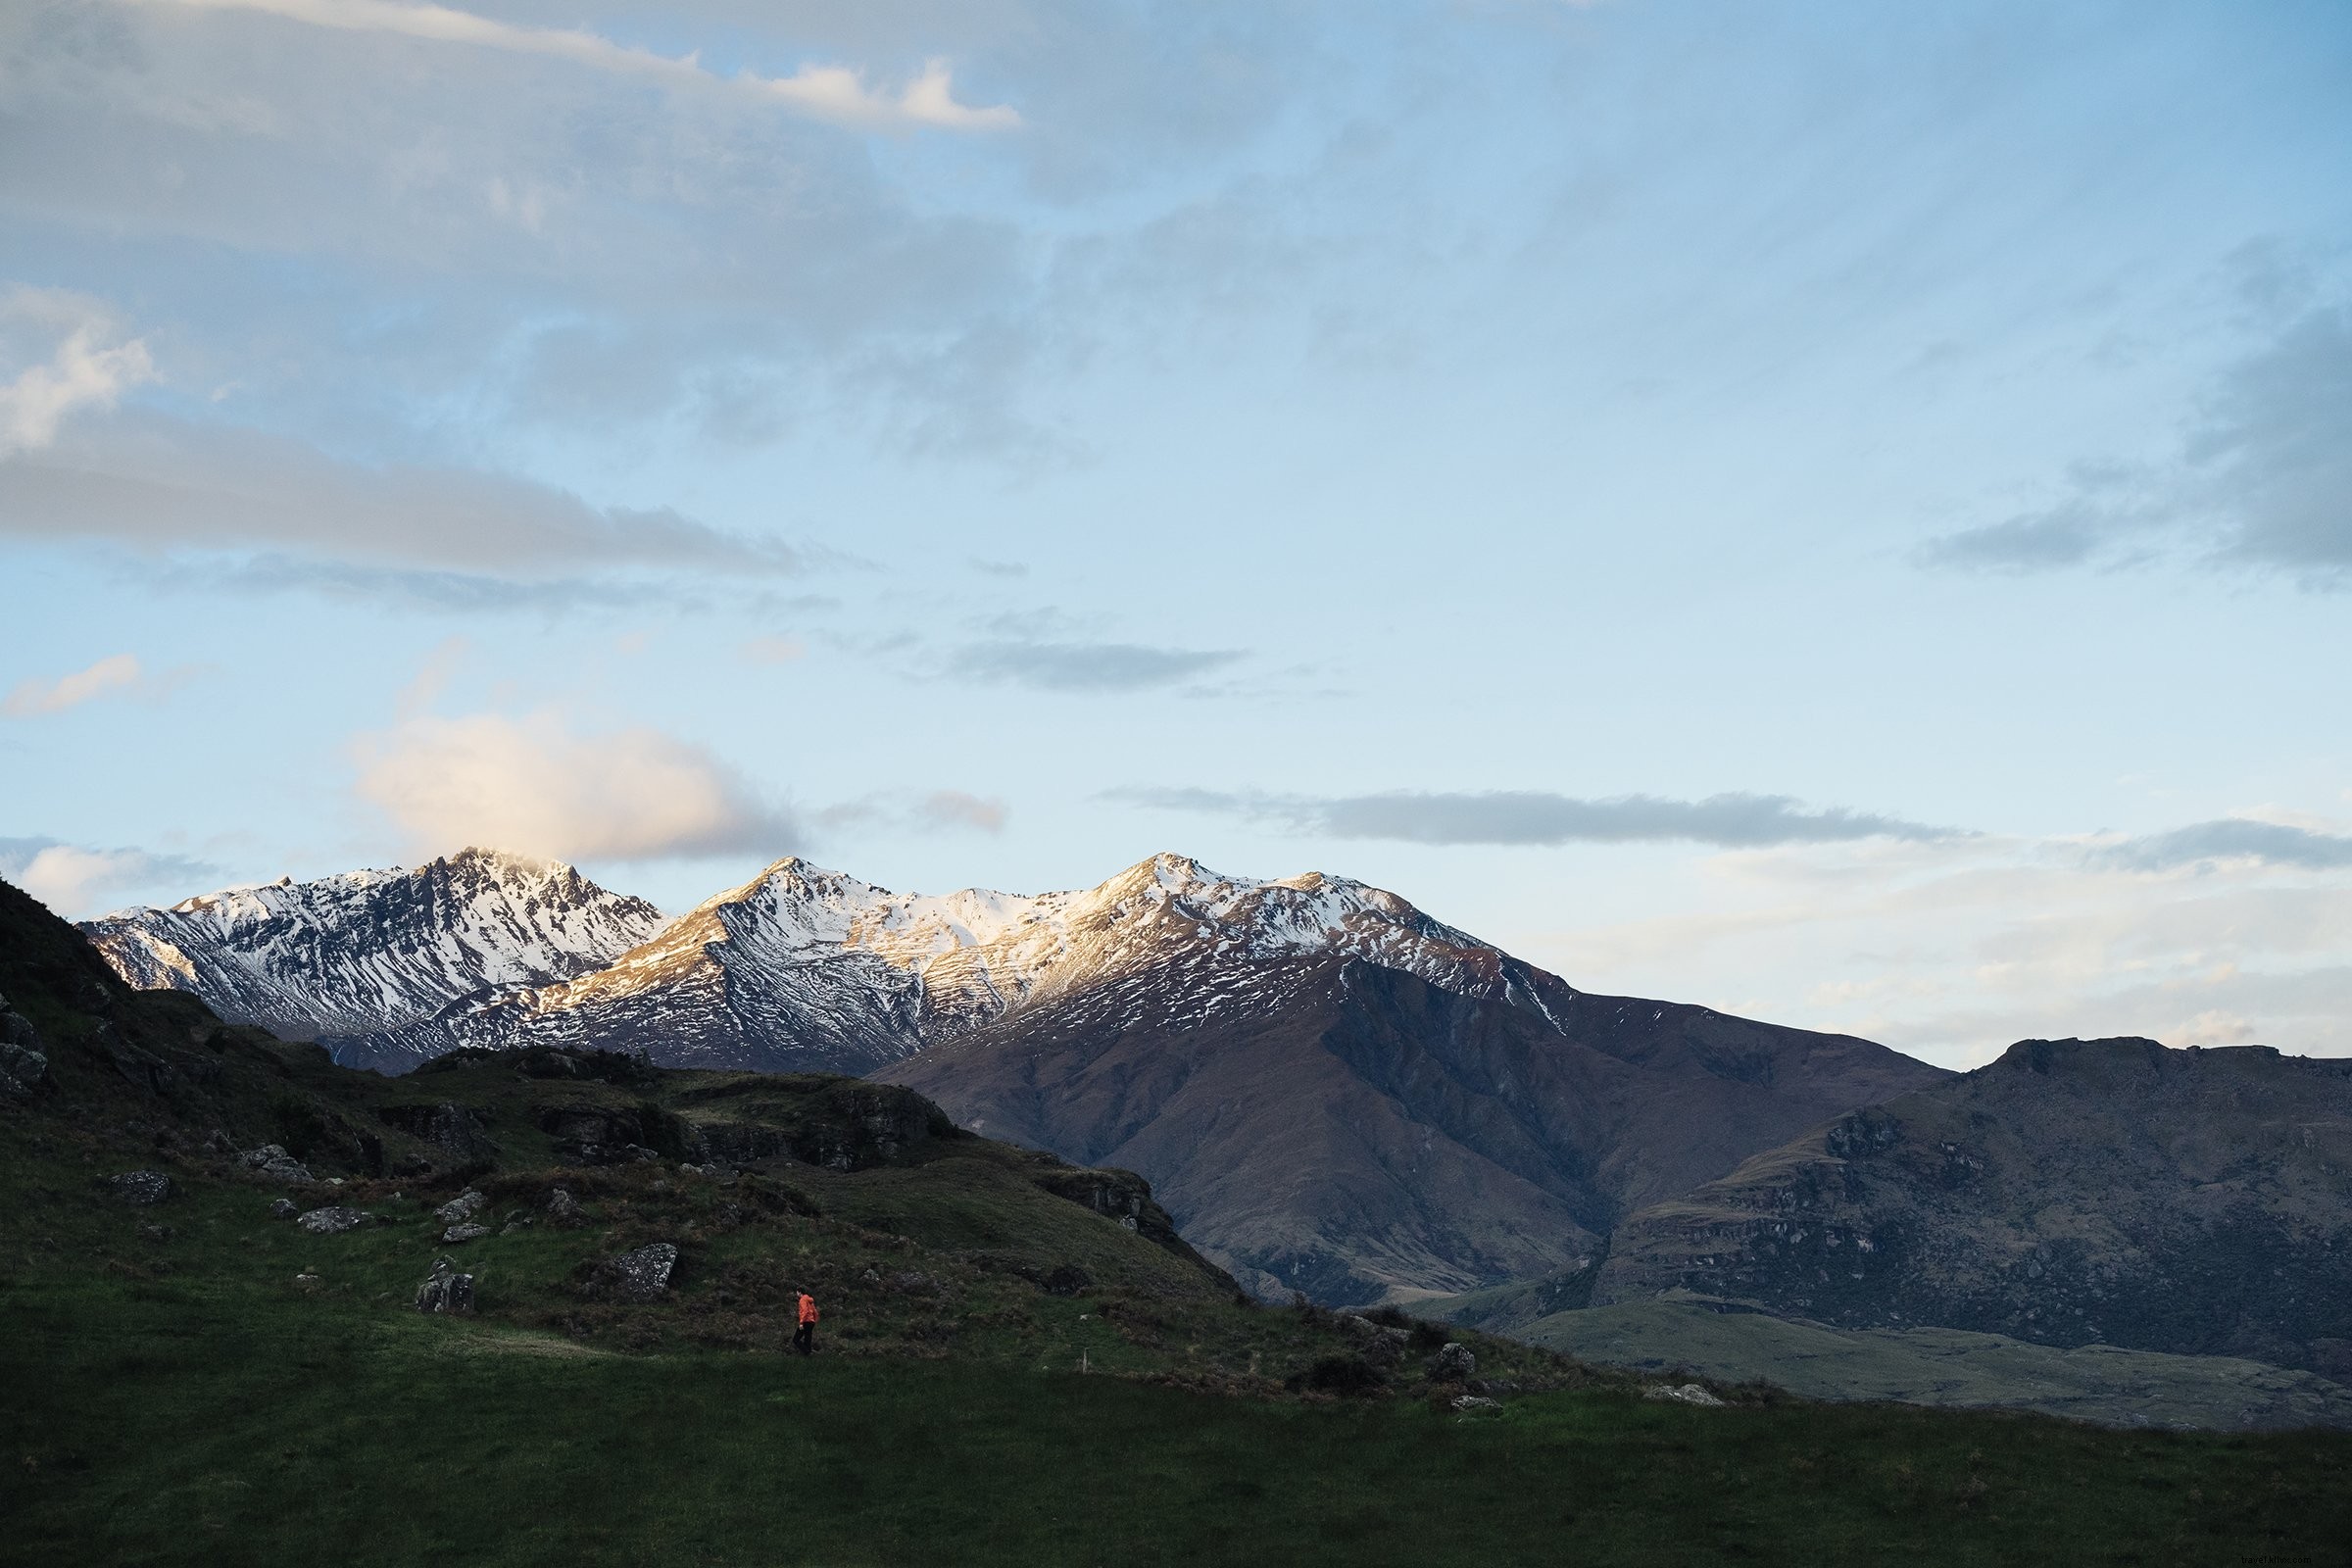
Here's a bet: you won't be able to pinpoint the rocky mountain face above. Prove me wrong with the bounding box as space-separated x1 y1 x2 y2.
455 852 1592 1075
881 956 1945 1303
1592 1037 2352 1378
80 849 666 1072
78 848 1948 1301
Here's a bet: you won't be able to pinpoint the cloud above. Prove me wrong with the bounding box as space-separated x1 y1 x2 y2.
2 412 809 583
1113 786 1963 848
127 0 1019 131
1918 305 2352 587
812 788 1009 836
0 288 157 457
2092 817 2352 874
917 789 1007 834
4 653 141 717
353 710 800 861
0 836 216 917
740 635 807 665
949 639 1245 693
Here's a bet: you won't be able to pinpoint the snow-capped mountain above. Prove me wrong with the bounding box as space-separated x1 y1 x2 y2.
80 848 667 1070
462 851 1575 1072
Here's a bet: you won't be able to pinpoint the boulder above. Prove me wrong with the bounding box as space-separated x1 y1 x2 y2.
268 1198 299 1219
1339 1315 1410 1367
1643 1383 1726 1408
415 1256 476 1314
586 1242 679 1302
1450 1395 1502 1414
1426 1342 1477 1382
543 1187 585 1227
238 1144 315 1184
107 1170 173 1206
375 1102 497 1164
434 1189 486 1225
441 1223 491 1244
0 1005 48 1100
295 1205 368 1235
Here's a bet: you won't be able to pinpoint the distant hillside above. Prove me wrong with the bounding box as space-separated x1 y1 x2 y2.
1593 1037 2352 1378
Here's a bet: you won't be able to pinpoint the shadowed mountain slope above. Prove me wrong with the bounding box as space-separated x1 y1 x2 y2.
883 957 1946 1304
1593 1036 2352 1377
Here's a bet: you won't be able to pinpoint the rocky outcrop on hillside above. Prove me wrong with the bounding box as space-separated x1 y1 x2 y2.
1593 1038 2352 1377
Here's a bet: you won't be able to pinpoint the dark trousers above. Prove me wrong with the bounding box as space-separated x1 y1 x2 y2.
794 1321 814 1356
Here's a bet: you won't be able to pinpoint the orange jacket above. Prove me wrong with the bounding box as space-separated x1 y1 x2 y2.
797 1294 818 1325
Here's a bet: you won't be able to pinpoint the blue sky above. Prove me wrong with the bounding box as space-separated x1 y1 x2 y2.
4 0 2349 1066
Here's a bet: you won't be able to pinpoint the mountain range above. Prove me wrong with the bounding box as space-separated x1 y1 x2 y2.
76 848 1947 1301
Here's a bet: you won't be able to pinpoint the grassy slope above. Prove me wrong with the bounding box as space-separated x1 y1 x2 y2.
8 1255 2352 1567
1515 1300 2352 1432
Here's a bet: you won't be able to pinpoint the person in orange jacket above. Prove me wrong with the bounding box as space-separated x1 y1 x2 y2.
793 1290 818 1356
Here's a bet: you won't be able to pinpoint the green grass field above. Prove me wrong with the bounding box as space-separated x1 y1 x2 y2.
7 1233 2352 1567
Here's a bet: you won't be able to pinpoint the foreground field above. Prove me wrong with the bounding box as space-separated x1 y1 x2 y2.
6 1258 2351 1568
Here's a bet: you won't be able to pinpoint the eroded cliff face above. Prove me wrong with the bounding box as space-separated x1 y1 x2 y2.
1595 1038 2352 1377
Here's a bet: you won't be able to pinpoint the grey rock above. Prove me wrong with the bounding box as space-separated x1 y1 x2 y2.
415 1255 476 1314
1339 1315 1410 1367
0 1016 48 1100
434 1189 486 1224
268 1198 299 1219
1450 1395 1502 1414
108 1170 173 1206
1426 1342 1477 1382
238 1144 315 1184
295 1205 368 1235
1643 1383 1727 1408
441 1222 491 1244
543 1187 585 1226
588 1242 679 1302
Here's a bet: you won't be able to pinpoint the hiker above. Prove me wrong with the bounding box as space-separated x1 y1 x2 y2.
794 1290 818 1356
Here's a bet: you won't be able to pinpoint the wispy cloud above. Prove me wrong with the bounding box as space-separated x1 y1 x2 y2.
949 640 1245 693
0 288 157 458
2091 817 2352 873
4 654 141 717
0 836 217 918
1917 304 2352 588
815 789 1009 837
4 412 811 584
2 652 202 718
1113 786 1964 848
127 0 1020 131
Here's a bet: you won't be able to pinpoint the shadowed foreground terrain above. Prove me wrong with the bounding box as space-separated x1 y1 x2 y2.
7 874 2352 1564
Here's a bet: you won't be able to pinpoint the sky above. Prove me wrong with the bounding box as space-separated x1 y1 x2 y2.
3 0 2350 1069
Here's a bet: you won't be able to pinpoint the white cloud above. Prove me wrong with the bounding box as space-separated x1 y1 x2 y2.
127 0 1019 131
0 837 217 918
3 653 142 717
1529 829 2352 1067
0 289 157 457
353 709 800 861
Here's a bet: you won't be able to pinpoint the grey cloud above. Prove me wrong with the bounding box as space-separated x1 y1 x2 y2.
2094 819 2352 874
1912 501 2110 573
1917 305 2352 587
3 413 810 586
950 640 1245 693
1112 787 1963 847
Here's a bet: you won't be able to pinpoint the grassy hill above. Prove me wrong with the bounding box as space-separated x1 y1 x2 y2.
8 876 2352 1563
